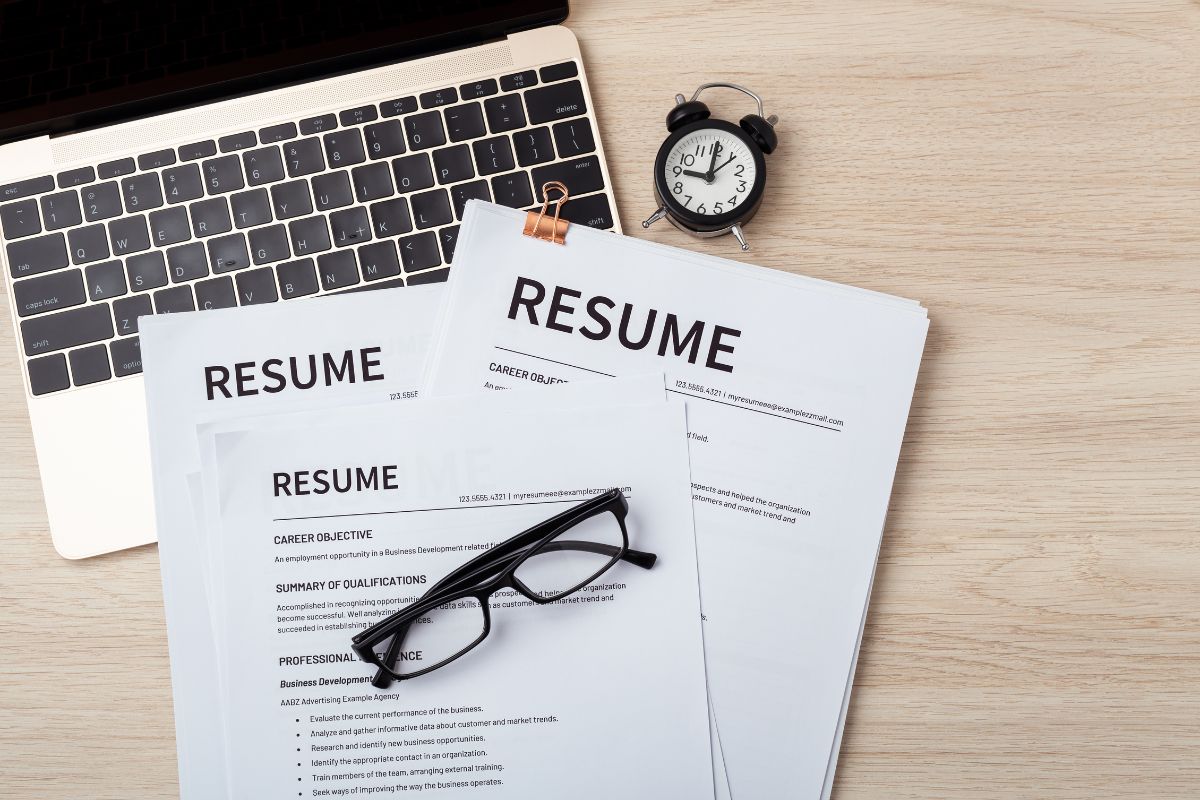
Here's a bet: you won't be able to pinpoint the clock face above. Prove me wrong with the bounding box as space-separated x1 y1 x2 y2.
662 127 759 218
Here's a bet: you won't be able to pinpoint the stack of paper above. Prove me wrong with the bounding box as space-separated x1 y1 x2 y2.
143 200 928 799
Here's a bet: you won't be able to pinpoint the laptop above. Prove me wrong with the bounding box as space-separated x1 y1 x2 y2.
0 0 620 559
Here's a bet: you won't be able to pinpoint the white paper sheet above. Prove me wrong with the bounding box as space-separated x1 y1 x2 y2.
140 286 444 800
200 398 715 798
423 202 929 798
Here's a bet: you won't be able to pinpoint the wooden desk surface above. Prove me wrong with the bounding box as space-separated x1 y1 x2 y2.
1 2 1197 798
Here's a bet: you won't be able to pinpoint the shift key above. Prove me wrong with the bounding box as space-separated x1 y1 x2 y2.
532 156 605 200
7 232 68 278
21 304 113 356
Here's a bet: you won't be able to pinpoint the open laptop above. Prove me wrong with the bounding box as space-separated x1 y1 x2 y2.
0 0 620 559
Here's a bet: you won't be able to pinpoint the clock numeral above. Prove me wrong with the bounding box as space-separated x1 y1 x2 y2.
728 195 738 207
734 164 745 177
713 202 723 214
672 165 682 177
737 179 747 193
673 181 683 194
681 153 695 167
697 203 707 214
683 195 693 207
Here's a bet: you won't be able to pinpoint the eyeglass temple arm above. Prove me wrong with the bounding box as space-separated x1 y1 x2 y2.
369 540 655 688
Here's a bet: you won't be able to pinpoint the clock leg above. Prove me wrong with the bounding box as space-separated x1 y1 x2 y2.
642 206 668 228
731 224 750 251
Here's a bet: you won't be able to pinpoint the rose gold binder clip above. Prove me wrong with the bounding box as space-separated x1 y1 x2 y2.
523 181 571 244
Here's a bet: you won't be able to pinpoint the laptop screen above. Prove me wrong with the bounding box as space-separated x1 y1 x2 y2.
0 0 568 144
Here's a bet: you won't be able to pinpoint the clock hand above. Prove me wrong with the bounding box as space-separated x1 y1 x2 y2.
705 143 720 181
680 169 709 179
711 154 737 175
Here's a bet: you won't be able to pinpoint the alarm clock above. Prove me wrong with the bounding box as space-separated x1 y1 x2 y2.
642 83 778 251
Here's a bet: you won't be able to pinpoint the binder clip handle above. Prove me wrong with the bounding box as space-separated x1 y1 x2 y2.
524 181 571 244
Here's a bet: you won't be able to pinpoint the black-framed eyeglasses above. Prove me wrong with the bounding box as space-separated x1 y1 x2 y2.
351 488 656 686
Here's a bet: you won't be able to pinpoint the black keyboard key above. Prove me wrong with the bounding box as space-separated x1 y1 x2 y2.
312 171 353 211
323 130 366 168
82 182 122 221
392 154 434 193
317 251 359 290
126 251 168 292
40 191 82 231
484 95 526 134
231 189 272 229
410 189 452 229
195 276 236 311
163 164 204 204
190 197 232 237
472 136 515 176
288 216 331 256
149 206 191 246
122 173 164 211
460 79 498 99
113 294 152 335
490 171 533 209
138 149 176 170
153 285 195 314
97 159 135 179
364 121 406 159
532 155 605 200
409 267 450 286
277 258 319 299
270 180 313 220
344 277 405 293
380 96 418 118
28 353 69 395
218 131 257 152
258 123 297 144
404 111 446 151
398 231 441 273
1 176 54 202
21 303 113 356
179 140 217 161
236 267 278 305
558 191 615 230
69 343 111 385
68 224 110 264
358 241 401 282
500 70 537 92
243 147 285 186
1 199 40 239
439 225 460 263
85 260 126 301
351 162 393 203
420 88 458 108
515 126 554 167
330 207 371 248
299 114 336 136
13 268 85 317
539 61 578 83
525 80 587 125
284 138 325 177
433 145 474 184
369 198 412 238
552 118 596 158
340 106 378 126
203 155 245 195
7 232 68 278
167 242 209 282
249 224 290 264
208 233 249 273
450 180 490 220
445 102 486 142
110 336 143 376
57 167 95 188
109 215 150 256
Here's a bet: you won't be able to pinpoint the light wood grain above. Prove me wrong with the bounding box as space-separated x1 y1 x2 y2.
2 2 1198 798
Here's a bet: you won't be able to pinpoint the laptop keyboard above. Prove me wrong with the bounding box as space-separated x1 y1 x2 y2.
2 62 615 396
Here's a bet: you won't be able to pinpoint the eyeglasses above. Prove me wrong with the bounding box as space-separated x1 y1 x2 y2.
351 488 656 686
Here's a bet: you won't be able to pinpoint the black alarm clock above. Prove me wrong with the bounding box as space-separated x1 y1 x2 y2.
642 83 778 251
